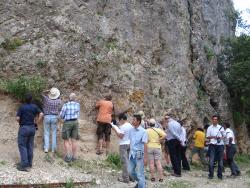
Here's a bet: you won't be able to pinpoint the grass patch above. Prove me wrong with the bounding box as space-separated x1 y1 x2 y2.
190 161 203 170
44 154 54 164
68 159 107 173
235 154 250 165
0 75 46 102
246 170 250 177
1 38 24 51
0 160 6 166
105 153 121 170
167 180 193 188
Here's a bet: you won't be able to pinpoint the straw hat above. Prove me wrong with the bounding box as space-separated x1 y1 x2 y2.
149 118 156 125
48 87 60 99
137 111 145 119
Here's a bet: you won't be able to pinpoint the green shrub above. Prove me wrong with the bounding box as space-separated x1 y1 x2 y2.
235 154 250 165
0 75 46 102
65 178 74 188
1 38 24 51
105 153 121 169
36 60 47 68
204 45 214 61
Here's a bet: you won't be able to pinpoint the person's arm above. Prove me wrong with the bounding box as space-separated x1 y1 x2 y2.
36 112 44 124
206 127 216 139
16 116 20 123
59 104 66 120
144 143 147 166
111 123 124 138
159 129 167 142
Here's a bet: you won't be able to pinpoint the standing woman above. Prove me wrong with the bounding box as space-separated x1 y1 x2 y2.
16 94 43 171
42 87 61 153
146 118 166 182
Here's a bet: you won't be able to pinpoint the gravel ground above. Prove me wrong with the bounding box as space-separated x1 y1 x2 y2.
1 149 250 188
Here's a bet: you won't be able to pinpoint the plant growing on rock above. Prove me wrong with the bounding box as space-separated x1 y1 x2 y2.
0 75 46 102
1 38 24 51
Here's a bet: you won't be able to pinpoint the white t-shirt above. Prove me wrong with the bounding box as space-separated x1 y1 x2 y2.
225 128 235 145
180 127 187 146
206 124 225 145
119 122 133 145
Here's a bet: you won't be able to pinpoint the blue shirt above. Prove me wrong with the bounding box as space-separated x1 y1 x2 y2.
59 101 80 120
166 118 182 141
129 126 148 158
16 103 41 126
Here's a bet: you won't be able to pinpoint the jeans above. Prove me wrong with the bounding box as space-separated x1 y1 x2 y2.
190 146 207 166
168 139 182 175
226 144 240 175
18 126 36 168
180 146 190 170
208 144 224 178
44 115 58 151
128 153 145 188
119 144 130 181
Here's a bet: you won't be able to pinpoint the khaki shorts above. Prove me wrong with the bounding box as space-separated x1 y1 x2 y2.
147 148 161 160
62 120 79 140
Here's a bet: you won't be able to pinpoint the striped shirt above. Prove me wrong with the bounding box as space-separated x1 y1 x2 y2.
59 101 80 121
42 95 61 115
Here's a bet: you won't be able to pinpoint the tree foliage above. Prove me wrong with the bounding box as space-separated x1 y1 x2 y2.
225 35 250 126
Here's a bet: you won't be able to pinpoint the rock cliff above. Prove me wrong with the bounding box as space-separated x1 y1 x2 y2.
0 0 239 152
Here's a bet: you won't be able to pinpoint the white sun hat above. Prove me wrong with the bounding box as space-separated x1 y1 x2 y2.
48 87 60 99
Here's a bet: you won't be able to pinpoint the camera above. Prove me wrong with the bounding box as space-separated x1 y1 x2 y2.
217 138 221 143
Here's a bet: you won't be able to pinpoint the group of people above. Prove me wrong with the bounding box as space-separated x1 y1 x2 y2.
15 89 241 188
16 88 80 171
95 97 241 188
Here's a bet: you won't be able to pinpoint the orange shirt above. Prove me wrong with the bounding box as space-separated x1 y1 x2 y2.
96 100 113 123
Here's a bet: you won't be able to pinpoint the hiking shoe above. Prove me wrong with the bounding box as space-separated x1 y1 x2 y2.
171 173 181 177
71 157 77 162
16 165 30 172
64 155 72 163
96 151 103 155
117 177 129 183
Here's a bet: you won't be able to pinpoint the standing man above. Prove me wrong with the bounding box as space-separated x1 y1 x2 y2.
166 114 182 177
42 87 61 153
96 95 114 155
59 93 80 162
128 115 148 188
224 122 241 177
189 128 207 169
179 121 190 171
16 94 43 171
206 115 225 179
112 114 133 183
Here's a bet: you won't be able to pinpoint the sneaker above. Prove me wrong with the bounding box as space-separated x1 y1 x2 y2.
117 177 129 183
218 176 223 180
236 171 241 176
44 149 48 153
208 176 213 179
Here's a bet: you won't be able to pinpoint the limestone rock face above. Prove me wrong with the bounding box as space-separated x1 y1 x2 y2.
0 0 237 151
